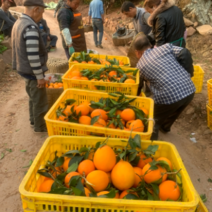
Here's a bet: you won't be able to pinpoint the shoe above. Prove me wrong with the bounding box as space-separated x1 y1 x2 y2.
46 46 51 52
30 122 34 128
34 128 47 133
159 127 170 134
98 44 103 49
95 45 98 47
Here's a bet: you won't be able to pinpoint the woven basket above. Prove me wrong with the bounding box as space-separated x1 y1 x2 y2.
46 58 69 74
112 30 135 46
84 25 93 33
46 88 64 110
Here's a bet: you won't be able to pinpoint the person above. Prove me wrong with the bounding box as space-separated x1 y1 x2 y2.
121 1 152 36
54 0 66 18
143 0 186 47
57 0 87 60
134 34 195 140
0 0 16 37
88 0 104 48
12 0 48 133
38 18 58 52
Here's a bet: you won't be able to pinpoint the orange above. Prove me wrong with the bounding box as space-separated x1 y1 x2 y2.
107 121 116 129
58 83 63 88
86 170 109 192
159 180 181 201
84 187 91 197
142 163 167 184
78 160 95 177
119 190 138 199
79 116 91 125
93 118 106 127
111 160 135 191
75 104 90 116
72 60 79 63
81 77 89 80
57 115 68 122
48 86 53 88
119 61 124 66
46 84 49 88
81 61 87 64
38 179 54 192
93 145 116 172
82 101 94 113
133 167 143 187
63 105 75 116
140 107 149 117
63 157 71 172
91 109 108 121
71 76 81 80
88 61 95 64
126 120 134 129
97 191 119 199
65 172 84 188
129 120 144 132
121 109 135 122
71 70 81 78
156 157 173 171
124 79 135 84
54 84 59 88
137 154 152 169
108 71 117 78
116 110 122 116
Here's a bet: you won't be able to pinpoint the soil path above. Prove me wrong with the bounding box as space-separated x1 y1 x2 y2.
0 7 211 212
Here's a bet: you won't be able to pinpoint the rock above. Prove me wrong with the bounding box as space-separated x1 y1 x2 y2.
193 22 198 28
202 51 211 57
184 17 194 27
187 26 196 37
128 22 134 30
186 107 195 115
196 25 212 36
203 129 212 135
0 59 6 75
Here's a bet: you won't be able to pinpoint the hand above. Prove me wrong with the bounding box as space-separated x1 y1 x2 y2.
37 79 46 88
102 20 105 24
69 46 75 56
47 36 51 41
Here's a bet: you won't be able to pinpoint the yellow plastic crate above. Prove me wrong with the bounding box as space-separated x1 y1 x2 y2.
207 79 212 107
44 89 154 140
206 104 212 130
196 198 209 212
69 53 130 67
19 136 200 212
191 65 204 93
62 64 139 95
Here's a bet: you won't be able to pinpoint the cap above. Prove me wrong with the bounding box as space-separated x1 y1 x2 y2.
23 0 47 8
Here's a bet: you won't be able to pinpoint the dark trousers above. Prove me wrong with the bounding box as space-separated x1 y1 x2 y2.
25 79 48 131
92 18 104 46
64 48 70 60
42 33 58 47
151 93 195 140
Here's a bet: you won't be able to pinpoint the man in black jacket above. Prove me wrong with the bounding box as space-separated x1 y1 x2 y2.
38 18 58 52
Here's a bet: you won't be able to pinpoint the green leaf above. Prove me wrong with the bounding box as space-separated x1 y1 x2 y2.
67 162 78 173
108 93 118 97
119 151 126 160
200 194 207 203
66 99 76 105
6 148 12 152
128 152 137 162
124 194 139 200
22 160 33 168
69 156 84 167
91 115 100 125
75 178 85 196
21 150 27 152
56 157 64 167
62 150 80 157
129 137 137 149
0 153 4 160
72 187 83 196
69 175 81 187
147 191 154 200
95 142 101 149
79 147 89 153
49 188 69 194
151 184 159 195
208 178 212 183
143 145 159 156
56 172 66 182
98 189 116 198
130 156 140 167
134 135 141 148
37 170 53 178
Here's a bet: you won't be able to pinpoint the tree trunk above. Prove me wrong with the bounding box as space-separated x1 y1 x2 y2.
178 0 212 25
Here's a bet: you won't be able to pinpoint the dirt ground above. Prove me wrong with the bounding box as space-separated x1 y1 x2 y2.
0 7 212 212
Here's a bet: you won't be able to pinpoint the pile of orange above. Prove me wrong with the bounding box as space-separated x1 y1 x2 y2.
72 59 124 66
37 143 181 202
67 69 136 84
46 82 63 89
57 100 149 133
